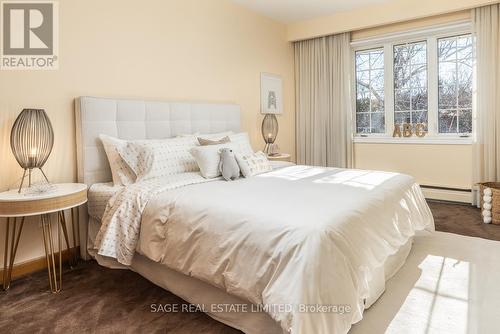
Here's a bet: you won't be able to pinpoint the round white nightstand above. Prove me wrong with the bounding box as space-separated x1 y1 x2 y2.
267 153 291 162
0 183 87 293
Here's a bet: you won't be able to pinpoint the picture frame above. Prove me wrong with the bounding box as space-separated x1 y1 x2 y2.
260 73 283 114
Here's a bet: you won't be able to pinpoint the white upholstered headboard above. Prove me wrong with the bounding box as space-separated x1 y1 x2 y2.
74 96 241 259
75 96 241 185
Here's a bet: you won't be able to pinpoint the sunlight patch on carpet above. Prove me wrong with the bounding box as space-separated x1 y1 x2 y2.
387 255 469 334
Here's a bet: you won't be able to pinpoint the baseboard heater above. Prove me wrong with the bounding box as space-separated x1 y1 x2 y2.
420 184 473 204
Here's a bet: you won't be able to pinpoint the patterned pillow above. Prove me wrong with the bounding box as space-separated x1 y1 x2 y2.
99 134 136 186
118 136 199 182
235 151 272 177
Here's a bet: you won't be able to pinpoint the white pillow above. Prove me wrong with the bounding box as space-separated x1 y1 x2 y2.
99 134 136 186
190 143 235 179
235 151 272 177
118 136 199 182
228 132 254 155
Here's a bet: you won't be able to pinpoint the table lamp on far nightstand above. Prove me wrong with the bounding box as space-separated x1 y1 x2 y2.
10 109 54 193
262 113 279 156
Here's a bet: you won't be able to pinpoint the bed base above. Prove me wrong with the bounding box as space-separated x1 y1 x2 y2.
87 217 412 334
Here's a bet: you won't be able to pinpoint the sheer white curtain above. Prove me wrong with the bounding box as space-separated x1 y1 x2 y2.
473 4 500 183
294 33 353 167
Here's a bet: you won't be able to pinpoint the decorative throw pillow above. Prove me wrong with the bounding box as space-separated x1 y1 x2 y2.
235 151 272 177
118 136 199 182
190 143 235 178
99 134 136 186
228 132 254 156
197 136 230 146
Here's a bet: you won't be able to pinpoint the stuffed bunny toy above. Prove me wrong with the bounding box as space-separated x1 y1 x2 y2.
218 148 240 181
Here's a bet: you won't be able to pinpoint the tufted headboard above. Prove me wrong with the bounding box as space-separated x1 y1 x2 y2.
75 96 241 186
74 96 241 259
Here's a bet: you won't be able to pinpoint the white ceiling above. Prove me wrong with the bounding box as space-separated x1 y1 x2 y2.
231 0 390 23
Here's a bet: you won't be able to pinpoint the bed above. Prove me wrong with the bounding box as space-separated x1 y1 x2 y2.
75 96 434 334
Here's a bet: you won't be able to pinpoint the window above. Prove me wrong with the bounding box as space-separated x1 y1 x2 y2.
438 35 473 133
353 26 474 141
393 41 428 129
355 48 385 134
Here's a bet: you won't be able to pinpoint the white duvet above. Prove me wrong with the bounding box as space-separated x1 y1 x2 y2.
94 165 434 334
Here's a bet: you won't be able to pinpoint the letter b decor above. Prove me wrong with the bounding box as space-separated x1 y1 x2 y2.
392 123 427 138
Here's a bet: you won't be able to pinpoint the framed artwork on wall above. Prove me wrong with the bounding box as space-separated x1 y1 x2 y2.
260 73 283 114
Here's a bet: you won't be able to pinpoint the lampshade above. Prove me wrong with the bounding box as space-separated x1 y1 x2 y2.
261 113 278 154
10 109 54 191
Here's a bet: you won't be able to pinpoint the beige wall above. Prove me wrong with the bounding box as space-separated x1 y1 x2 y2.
354 144 473 189
0 0 295 266
287 0 499 41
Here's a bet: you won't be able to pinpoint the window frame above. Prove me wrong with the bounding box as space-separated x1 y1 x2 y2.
351 22 474 144
354 47 386 134
392 40 429 130
436 34 474 135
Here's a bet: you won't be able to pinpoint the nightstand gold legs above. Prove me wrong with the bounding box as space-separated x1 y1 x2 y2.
2 208 80 292
58 212 72 264
40 209 80 293
71 207 80 263
2 217 25 290
41 214 62 293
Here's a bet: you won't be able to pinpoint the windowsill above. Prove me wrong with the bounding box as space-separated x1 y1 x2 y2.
353 135 473 145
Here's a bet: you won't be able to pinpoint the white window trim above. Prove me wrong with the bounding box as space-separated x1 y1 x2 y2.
351 21 474 144
353 136 473 145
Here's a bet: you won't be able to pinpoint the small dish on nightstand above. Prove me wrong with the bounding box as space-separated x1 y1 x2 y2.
266 153 291 162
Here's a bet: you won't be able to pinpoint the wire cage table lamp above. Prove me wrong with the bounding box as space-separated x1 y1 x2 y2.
10 109 54 193
261 113 278 155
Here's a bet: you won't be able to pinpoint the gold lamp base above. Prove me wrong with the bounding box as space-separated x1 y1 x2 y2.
18 167 50 193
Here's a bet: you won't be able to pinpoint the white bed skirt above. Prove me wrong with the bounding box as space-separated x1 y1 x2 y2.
87 216 413 334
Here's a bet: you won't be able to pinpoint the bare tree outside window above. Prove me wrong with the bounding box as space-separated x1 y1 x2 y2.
438 34 473 134
355 49 385 133
393 41 428 129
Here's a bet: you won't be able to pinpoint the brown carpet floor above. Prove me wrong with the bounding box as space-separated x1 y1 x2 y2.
1 201 498 334
428 201 500 241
